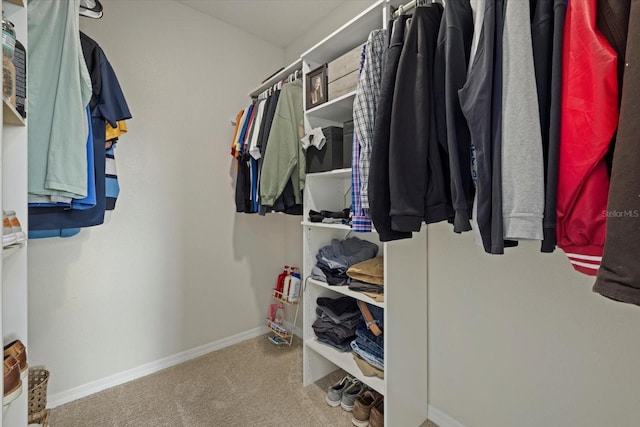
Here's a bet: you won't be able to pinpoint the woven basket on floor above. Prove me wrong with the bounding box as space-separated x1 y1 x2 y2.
28 368 50 426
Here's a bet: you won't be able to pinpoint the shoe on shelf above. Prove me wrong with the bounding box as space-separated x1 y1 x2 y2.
3 355 22 406
4 340 27 378
369 397 384 427
326 375 353 407
352 390 382 427
2 213 16 248
340 379 364 412
5 211 26 245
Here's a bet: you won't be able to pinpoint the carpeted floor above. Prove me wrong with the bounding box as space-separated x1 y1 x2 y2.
49 335 436 427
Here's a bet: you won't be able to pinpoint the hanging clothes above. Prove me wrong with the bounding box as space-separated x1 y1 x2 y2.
501 0 545 241
354 30 385 222
536 0 567 253
259 80 304 208
29 33 132 233
593 0 640 304
234 103 255 213
434 0 474 234
369 15 412 242
28 0 93 199
459 0 514 254
352 41 373 233
388 4 448 234
556 0 619 275
105 120 129 211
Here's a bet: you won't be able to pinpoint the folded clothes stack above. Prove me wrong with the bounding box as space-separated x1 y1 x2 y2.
313 296 361 352
311 237 379 286
308 208 351 225
352 303 384 376
347 256 384 301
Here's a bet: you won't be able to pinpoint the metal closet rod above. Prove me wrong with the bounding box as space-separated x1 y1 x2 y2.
391 0 437 18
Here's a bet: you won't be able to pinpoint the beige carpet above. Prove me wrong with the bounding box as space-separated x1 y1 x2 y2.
49 335 437 427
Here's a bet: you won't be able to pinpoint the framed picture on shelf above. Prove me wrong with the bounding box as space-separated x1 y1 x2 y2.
305 65 328 110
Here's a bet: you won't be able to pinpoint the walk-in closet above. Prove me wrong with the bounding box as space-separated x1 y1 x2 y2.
1 0 639 426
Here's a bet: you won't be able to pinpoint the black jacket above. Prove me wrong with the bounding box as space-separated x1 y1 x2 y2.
388 4 448 233
459 0 512 254
434 0 474 233
540 0 567 252
369 15 413 242
593 0 640 305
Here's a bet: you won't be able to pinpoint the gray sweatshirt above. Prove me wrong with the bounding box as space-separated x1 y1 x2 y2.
501 0 544 240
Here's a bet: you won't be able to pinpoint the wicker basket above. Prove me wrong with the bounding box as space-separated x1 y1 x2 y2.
28 368 50 426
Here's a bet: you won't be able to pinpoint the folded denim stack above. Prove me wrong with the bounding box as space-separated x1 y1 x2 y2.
351 303 384 375
312 237 379 285
313 296 361 352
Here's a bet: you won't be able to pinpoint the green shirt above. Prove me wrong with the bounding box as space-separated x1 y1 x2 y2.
28 0 93 198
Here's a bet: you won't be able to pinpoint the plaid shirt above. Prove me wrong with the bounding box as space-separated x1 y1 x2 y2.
352 43 372 232
354 29 386 210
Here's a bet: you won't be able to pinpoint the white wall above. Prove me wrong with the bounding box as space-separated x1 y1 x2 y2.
428 222 640 427
27 0 299 398
284 0 374 64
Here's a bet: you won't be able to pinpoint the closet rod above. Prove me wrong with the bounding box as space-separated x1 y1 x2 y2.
392 0 416 18
391 0 436 18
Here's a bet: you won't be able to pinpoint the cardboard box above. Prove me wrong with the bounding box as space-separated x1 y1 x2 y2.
328 69 359 100
327 45 362 83
306 127 344 173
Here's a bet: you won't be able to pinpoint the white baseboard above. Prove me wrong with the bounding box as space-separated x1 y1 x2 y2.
428 405 467 427
48 326 269 408
293 325 303 338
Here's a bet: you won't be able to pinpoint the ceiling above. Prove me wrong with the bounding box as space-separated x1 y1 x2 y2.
176 0 349 48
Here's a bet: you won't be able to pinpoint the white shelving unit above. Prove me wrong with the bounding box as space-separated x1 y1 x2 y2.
301 1 429 425
1 1 28 426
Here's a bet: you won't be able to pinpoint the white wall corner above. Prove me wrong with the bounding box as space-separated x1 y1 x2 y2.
47 327 269 408
428 405 467 427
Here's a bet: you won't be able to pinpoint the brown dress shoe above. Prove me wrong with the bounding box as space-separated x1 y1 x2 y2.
369 397 384 427
4 340 27 376
3 355 22 406
352 390 382 427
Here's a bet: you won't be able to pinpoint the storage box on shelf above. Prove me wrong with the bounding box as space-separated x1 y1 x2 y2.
306 126 344 174
327 44 361 101
301 1 428 426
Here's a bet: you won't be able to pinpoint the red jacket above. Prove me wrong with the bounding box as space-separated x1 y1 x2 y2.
557 0 619 276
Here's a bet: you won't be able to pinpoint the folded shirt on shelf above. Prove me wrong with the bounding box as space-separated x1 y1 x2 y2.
317 335 353 352
312 317 357 342
316 296 360 319
348 280 384 294
347 257 384 286
354 353 384 378
312 237 380 286
316 307 361 329
308 208 350 223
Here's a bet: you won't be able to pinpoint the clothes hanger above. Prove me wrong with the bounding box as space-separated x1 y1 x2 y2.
79 0 104 19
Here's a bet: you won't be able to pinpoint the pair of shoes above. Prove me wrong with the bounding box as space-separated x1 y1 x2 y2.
351 390 383 427
4 340 27 378
2 211 26 248
3 355 22 406
325 376 364 411
369 396 384 427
